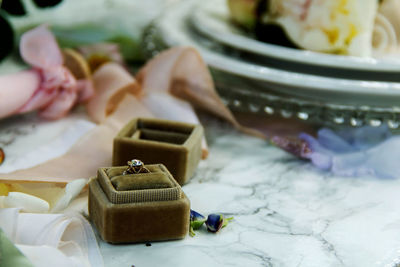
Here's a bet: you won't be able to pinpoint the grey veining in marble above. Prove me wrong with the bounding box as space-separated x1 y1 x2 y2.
2 112 400 266
98 122 400 267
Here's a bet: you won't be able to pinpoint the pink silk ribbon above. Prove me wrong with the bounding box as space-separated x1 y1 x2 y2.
0 26 314 184
0 25 94 120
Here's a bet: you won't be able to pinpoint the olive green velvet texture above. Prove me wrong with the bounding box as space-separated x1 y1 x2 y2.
98 165 182 204
89 164 190 244
112 118 203 185
108 165 174 191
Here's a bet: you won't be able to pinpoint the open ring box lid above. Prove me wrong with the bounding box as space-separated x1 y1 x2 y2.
112 118 203 185
89 164 190 244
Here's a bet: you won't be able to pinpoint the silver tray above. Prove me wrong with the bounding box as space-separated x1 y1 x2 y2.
142 0 400 129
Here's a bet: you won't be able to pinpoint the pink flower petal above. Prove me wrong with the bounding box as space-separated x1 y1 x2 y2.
19 67 78 116
38 89 78 119
20 25 63 69
18 86 58 113
76 79 95 103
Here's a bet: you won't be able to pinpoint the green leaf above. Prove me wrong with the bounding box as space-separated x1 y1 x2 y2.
52 24 114 47
51 24 144 62
191 219 206 231
109 35 144 62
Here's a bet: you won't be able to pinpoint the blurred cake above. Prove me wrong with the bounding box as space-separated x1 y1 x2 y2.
228 0 400 57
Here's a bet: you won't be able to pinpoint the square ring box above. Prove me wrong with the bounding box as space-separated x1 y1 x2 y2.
89 164 190 243
112 118 203 185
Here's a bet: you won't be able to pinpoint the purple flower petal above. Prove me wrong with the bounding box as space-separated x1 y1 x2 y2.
189 209 206 236
365 137 400 178
337 125 391 149
190 209 205 221
317 128 355 152
300 126 399 178
205 214 233 233
205 214 223 233
309 151 333 170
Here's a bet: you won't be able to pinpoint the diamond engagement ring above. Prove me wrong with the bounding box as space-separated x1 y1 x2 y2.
123 159 150 175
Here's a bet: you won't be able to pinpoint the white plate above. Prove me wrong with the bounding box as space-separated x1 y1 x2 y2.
191 0 400 73
155 0 400 106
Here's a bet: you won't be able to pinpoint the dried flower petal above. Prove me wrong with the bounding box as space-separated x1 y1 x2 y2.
189 209 206 237
271 135 311 159
205 214 233 233
299 126 400 178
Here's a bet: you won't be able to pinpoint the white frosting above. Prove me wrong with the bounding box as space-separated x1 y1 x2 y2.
263 0 378 56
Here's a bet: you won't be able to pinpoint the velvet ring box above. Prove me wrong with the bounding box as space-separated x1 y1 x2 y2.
89 164 190 243
112 118 203 185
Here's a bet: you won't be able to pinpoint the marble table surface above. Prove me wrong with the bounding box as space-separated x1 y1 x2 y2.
3 0 400 266
1 113 400 267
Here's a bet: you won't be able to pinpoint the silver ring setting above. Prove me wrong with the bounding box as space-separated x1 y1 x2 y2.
123 159 149 175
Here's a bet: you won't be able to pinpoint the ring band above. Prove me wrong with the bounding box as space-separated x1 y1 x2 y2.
123 159 149 175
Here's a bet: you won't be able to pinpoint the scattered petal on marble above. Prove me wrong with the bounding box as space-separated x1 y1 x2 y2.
190 209 206 237
318 126 392 151
300 126 400 178
205 214 233 233
271 135 311 159
206 214 223 233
